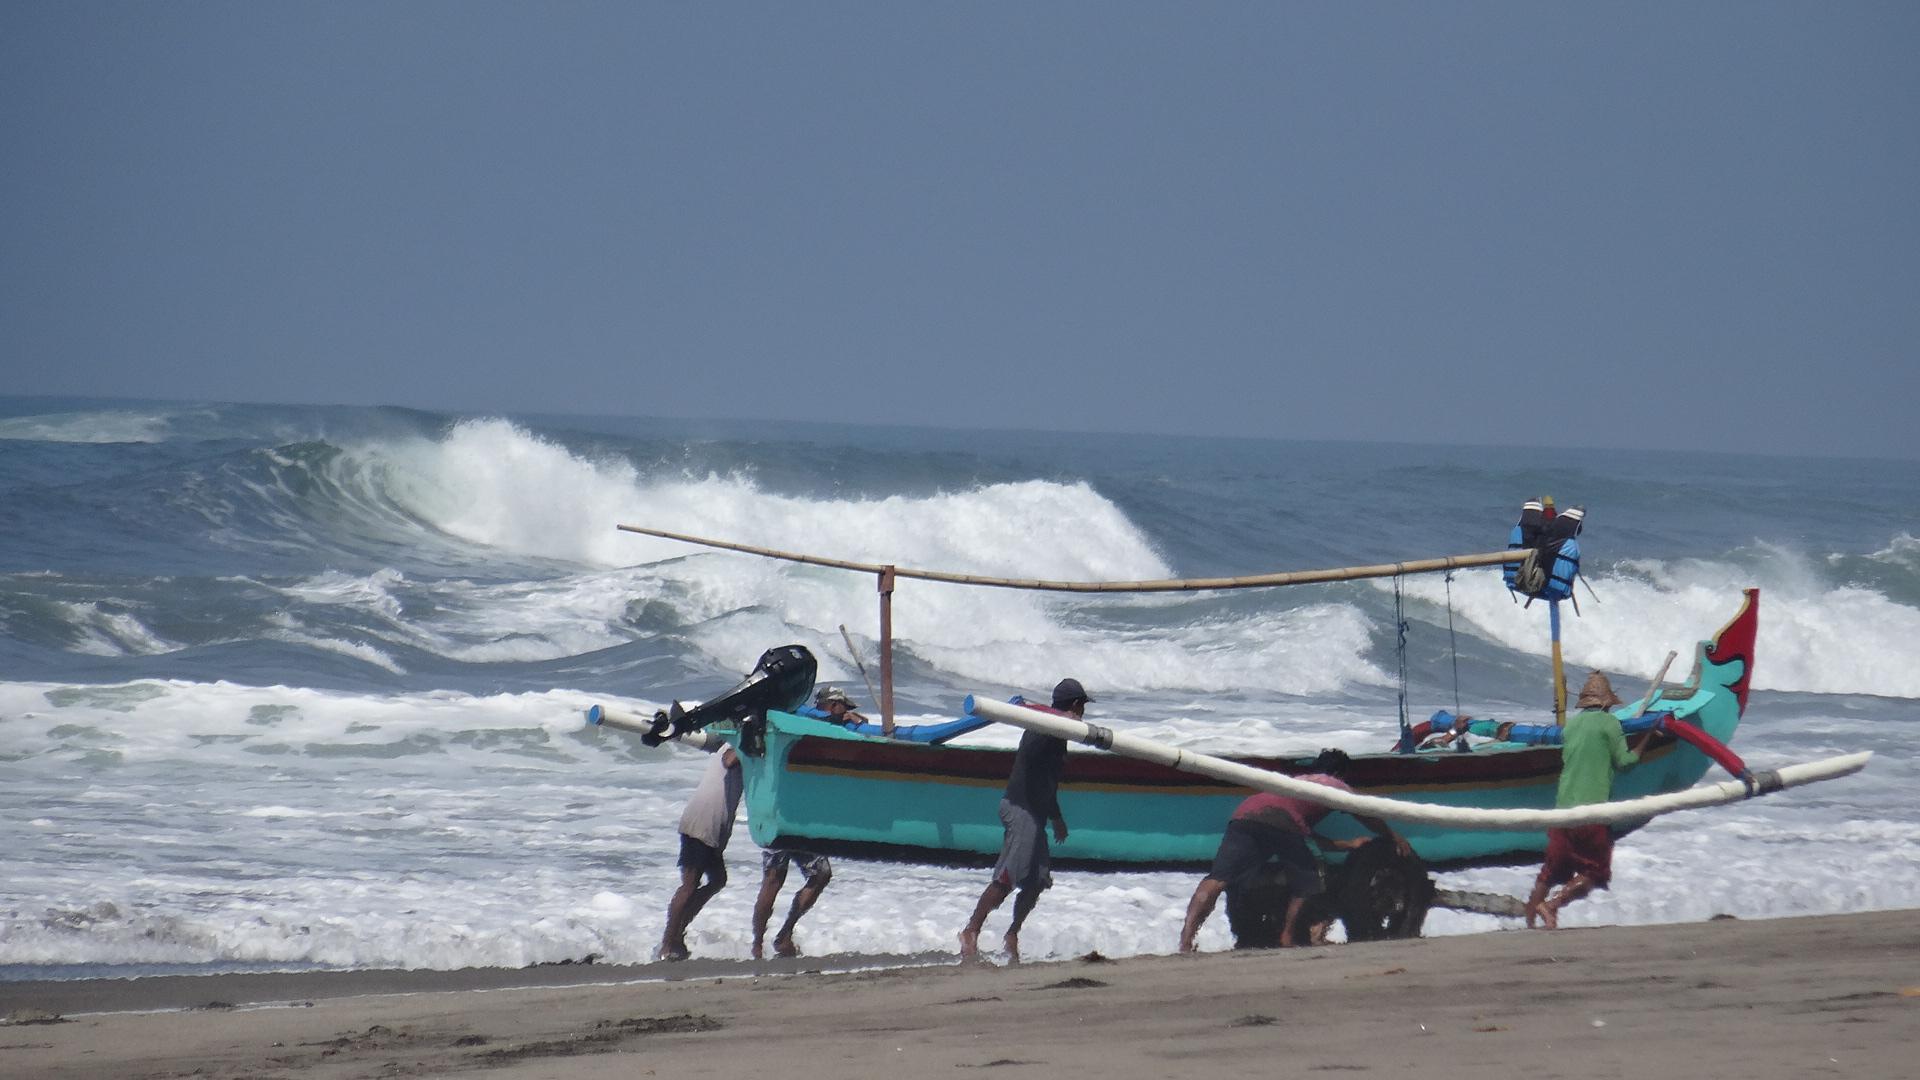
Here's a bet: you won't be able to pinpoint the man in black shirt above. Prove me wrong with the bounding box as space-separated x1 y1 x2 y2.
957 678 1088 962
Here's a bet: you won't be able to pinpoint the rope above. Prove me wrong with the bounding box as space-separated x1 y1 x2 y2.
1394 575 1410 737
1446 569 1462 715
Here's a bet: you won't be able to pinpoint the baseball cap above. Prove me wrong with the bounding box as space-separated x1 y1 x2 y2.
1051 678 1093 709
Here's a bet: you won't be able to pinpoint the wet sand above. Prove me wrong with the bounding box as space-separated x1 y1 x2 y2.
3 909 1915 1079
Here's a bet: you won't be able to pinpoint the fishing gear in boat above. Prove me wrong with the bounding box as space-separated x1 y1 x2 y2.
1503 496 1589 721
1505 497 1584 605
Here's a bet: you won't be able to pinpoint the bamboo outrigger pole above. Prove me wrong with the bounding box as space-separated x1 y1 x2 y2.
617 523 1524 593
616 522 1530 732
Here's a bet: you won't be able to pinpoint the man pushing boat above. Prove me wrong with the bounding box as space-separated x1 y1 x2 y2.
1178 749 1411 953
657 742 743 961
1526 671 1656 929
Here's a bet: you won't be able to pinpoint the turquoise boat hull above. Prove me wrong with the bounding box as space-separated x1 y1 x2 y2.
727 591 1758 872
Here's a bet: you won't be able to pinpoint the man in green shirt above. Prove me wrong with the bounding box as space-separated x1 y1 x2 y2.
1526 672 1655 929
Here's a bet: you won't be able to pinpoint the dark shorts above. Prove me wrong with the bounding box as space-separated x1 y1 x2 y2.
1209 819 1325 898
678 834 726 883
1542 825 1614 888
990 799 1052 893
762 849 832 881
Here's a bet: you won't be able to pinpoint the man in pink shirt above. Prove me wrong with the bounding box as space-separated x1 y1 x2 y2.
1178 749 1410 953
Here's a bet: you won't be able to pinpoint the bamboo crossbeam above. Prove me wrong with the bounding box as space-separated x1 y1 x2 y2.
615 523 1526 593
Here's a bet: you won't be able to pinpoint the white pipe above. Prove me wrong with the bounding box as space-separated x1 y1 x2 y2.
586 704 713 750
966 697 1870 830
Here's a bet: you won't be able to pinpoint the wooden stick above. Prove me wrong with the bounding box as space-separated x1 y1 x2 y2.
1631 650 1680 718
877 567 896 732
838 624 881 717
616 523 1526 594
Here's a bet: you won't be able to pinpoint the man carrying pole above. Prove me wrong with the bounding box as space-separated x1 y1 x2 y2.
957 678 1087 963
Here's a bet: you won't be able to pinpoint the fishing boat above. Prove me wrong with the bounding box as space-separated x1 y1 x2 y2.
591 510 1861 939
631 589 1756 872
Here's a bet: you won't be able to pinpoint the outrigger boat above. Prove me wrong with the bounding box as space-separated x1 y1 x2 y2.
591 507 1869 939
599 591 1755 862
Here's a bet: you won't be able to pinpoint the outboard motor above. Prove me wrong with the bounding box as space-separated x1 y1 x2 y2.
638 645 819 746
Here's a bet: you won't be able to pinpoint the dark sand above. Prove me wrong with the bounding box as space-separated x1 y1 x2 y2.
4 910 1915 1079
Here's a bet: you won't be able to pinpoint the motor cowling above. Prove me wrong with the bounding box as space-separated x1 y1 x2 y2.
641 645 819 745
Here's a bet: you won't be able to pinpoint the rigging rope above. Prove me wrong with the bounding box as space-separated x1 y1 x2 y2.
1394 575 1410 737
1446 569 1462 715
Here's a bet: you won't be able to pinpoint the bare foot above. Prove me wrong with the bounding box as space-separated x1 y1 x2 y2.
751 940 765 960
958 928 980 961
773 936 800 958
654 942 691 962
1003 932 1021 964
1537 902 1560 931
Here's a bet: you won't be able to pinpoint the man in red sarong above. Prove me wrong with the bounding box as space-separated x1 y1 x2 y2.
1527 672 1656 929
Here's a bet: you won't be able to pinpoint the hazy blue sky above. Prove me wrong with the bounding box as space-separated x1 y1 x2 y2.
4 3 1915 458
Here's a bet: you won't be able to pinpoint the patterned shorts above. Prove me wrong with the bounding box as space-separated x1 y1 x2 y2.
989 799 1052 893
761 849 832 881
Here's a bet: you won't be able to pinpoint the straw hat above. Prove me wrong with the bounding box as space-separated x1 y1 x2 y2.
1576 671 1624 710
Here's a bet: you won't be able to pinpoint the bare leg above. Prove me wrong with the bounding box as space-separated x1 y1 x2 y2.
1278 896 1306 947
751 864 788 959
773 870 830 957
1541 873 1596 929
1003 886 1042 963
1179 877 1226 953
660 865 725 960
959 880 1011 960
1525 867 1554 929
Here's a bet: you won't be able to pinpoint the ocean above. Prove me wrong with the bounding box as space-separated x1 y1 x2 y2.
2 396 1915 978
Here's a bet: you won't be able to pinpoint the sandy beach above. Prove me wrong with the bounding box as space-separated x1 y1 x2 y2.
4 909 1915 1079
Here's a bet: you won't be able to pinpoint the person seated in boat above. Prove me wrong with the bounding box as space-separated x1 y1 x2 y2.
1417 712 1476 751
657 742 742 962
806 687 999 745
1178 748 1411 954
751 848 832 959
1525 671 1657 930
817 686 895 737
957 677 1087 963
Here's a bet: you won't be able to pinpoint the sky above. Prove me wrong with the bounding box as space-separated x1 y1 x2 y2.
3 2 1916 459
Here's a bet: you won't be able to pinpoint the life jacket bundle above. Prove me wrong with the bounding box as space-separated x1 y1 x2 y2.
1505 500 1584 603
